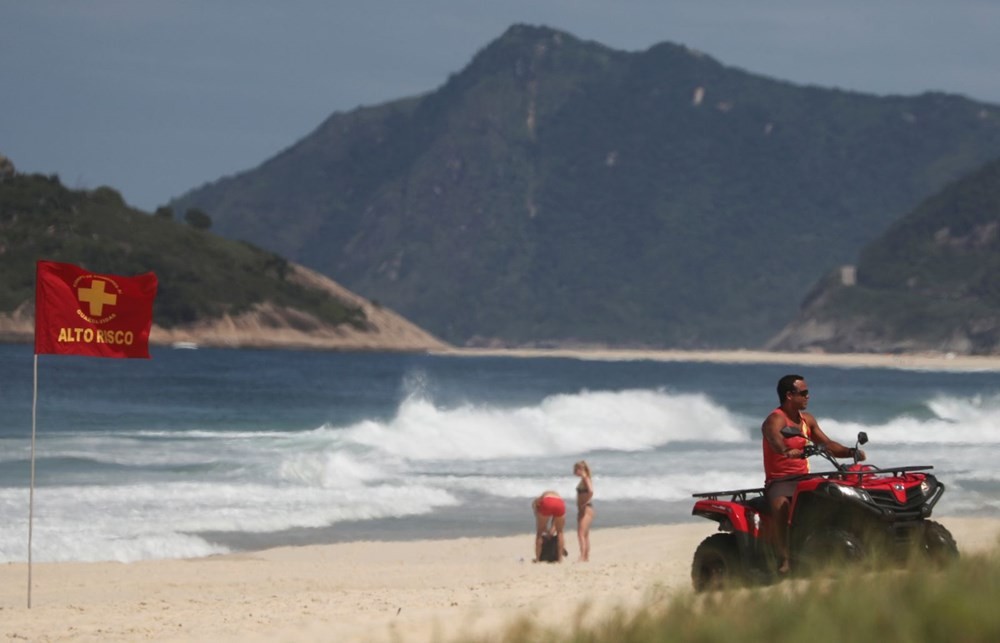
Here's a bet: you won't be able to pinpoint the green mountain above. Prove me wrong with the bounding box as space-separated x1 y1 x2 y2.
767 158 1000 354
0 171 394 344
171 24 1000 348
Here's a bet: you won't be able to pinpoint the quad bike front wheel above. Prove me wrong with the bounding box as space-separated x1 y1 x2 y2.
797 527 866 575
692 532 744 591
921 520 959 565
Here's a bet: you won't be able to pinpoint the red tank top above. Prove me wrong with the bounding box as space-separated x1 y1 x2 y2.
762 407 811 482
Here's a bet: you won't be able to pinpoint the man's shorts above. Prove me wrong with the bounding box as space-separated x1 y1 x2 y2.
765 480 798 504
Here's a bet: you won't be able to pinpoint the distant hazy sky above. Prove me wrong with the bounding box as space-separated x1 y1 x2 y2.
3 0 999 212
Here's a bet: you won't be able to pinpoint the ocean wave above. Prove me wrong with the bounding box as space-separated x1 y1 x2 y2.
329 388 747 462
824 393 1000 445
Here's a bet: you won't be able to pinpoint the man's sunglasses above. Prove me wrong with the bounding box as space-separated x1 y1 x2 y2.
792 389 810 397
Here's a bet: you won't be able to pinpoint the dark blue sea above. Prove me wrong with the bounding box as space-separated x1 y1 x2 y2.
1 344 998 563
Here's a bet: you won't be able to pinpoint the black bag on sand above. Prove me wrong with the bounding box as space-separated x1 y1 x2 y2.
538 533 567 563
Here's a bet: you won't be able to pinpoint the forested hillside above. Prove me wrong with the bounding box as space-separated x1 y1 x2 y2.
768 158 1000 354
0 173 373 331
171 24 1000 348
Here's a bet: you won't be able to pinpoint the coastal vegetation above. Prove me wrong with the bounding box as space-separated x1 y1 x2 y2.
484 551 1000 643
0 172 367 330
171 24 1000 349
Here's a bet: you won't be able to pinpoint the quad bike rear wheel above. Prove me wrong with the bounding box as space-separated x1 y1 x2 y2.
692 532 744 591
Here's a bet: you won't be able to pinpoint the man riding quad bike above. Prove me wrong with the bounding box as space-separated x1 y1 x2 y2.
690 432 958 591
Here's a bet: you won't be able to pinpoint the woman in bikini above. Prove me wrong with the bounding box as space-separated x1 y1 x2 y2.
574 460 594 562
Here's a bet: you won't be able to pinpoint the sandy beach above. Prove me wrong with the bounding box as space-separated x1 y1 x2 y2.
2 517 998 642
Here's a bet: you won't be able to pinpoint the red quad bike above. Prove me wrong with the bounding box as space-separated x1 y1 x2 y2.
690 432 958 591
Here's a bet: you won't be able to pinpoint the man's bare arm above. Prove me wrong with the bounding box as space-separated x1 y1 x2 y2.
762 414 802 457
809 417 865 460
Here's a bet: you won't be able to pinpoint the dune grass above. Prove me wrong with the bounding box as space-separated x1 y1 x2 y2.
472 550 1000 643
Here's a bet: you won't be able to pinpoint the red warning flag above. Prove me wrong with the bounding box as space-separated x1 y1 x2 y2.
34 260 158 358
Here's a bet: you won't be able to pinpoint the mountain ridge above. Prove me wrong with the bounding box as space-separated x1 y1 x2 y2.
170 24 1000 349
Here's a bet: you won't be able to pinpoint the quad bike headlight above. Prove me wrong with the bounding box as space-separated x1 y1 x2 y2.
920 480 931 496
827 483 872 503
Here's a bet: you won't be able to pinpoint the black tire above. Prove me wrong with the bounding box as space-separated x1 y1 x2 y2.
797 527 866 575
922 520 959 565
692 533 744 592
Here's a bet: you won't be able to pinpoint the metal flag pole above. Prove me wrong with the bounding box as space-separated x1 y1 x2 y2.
27 261 157 609
28 353 38 608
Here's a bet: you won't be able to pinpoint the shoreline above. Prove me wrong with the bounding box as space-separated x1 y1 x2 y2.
2 335 998 371
435 347 1000 371
2 518 998 642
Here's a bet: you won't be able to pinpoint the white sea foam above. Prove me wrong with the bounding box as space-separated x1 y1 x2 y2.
0 480 459 563
436 471 762 502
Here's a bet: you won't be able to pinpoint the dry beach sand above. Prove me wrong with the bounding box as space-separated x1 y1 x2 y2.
2 518 999 643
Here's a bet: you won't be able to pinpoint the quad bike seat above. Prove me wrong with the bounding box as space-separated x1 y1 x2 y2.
747 494 770 515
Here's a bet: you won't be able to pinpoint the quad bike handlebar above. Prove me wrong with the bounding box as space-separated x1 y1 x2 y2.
801 430 869 471
796 431 934 481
